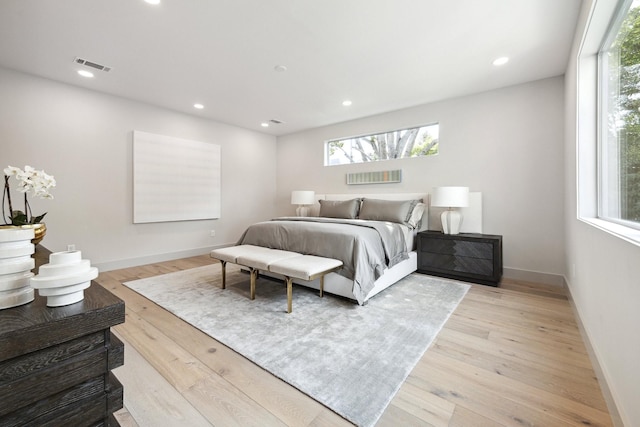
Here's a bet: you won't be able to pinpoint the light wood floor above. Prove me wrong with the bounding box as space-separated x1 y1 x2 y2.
97 254 614 426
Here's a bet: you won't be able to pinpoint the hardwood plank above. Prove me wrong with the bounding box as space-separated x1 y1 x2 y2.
111 333 212 427
112 407 140 427
500 279 568 299
450 311 592 362
378 380 454 426
434 329 608 411
464 285 577 322
448 405 505 427
115 309 286 426
453 302 586 347
413 351 612 426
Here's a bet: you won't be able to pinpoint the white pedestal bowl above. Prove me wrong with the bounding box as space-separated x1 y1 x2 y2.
31 250 98 307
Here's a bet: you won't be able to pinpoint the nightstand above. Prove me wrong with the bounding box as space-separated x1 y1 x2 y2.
417 231 503 286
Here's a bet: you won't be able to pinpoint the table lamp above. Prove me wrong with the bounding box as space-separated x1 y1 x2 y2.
291 190 315 216
430 187 469 234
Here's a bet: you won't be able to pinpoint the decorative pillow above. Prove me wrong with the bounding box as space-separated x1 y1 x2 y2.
407 202 426 229
318 198 361 219
358 198 421 225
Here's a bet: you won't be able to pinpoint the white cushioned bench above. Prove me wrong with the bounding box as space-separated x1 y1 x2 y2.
210 245 343 313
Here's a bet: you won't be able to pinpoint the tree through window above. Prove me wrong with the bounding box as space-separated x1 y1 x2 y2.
600 0 640 226
325 123 439 166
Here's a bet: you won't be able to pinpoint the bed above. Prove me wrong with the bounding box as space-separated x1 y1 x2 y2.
236 193 430 305
238 192 482 305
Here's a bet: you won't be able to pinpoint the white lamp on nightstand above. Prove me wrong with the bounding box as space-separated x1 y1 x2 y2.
430 186 469 234
291 190 315 216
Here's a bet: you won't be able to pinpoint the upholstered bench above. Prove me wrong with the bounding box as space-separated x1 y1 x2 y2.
210 245 297 290
268 255 343 313
210 245 343 313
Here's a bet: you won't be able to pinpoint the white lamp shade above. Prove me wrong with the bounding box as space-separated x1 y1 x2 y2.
430 186 469 208
291 190 315 205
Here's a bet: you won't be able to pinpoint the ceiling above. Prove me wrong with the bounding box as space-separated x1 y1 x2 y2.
0 0 582 136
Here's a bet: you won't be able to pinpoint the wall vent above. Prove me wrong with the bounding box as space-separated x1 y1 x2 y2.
74 57 112 72
346 169 402 185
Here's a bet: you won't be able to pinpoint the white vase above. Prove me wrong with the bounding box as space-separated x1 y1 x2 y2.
0 227 35 309
31 250 98 307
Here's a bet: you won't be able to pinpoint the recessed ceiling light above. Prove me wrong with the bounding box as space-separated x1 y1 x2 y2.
274 65 288 72
194 103 204 109
77 70 94 78
144 0 160 5
342 100 352 106
492 57 509 66
261 122 269 128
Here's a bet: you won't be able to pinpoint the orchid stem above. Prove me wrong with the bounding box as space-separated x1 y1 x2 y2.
3 176 13 225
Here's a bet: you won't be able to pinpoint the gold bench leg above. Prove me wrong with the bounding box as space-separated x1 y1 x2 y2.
286 277 293 313
220 260 227 289
319 275 324 298
250 268 258 300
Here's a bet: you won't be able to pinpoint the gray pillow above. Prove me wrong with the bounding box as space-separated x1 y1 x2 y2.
358 198 421 225
318 198 361 219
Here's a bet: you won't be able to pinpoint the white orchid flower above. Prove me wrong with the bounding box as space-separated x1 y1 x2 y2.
3 166 21 176
3 164 55 225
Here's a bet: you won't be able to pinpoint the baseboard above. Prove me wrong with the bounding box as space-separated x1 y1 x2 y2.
502 267 565 287
564 279 625 427
99 252 566 287
94 244 231 272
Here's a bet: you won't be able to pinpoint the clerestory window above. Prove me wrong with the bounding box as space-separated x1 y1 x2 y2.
325 123 439 166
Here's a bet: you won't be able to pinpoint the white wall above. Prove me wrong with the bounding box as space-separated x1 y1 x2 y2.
277 77 566 281
0 67 277 270
564 0 640 425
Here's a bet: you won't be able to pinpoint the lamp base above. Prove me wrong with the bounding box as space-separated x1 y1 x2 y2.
441 210 463 234
296 205 310 217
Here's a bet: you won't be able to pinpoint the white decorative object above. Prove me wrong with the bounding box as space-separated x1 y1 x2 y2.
430 187 470 235
31 250 98 307
0 227 35 309
291 190 315 216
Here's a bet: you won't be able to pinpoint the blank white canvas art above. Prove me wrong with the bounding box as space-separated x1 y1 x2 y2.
133 131 221 223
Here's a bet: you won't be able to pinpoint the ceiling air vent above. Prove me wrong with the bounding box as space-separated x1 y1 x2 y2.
74 57 112 72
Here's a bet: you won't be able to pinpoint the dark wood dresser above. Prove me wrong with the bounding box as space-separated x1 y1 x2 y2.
417 231 503 286
0 246 125 426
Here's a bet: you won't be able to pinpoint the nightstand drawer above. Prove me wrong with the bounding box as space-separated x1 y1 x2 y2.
420 239 494 259
419 253 495 276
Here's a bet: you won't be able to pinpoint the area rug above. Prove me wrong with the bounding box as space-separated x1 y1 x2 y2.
124 265 469 427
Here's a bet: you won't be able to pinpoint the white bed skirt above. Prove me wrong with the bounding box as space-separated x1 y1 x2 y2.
260 251 418 304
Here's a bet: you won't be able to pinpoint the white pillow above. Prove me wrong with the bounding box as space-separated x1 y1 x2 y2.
407 203 426 229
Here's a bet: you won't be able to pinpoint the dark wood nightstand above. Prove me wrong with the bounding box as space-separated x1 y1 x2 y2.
417 231 503 286
0 245 125 426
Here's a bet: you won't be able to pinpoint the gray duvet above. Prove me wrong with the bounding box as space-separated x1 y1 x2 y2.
236 217 409 304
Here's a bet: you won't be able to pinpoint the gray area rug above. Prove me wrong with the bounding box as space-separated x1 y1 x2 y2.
124 265 469 427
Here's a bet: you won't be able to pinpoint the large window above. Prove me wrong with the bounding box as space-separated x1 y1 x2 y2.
325 123 439 166
600 0 640 228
